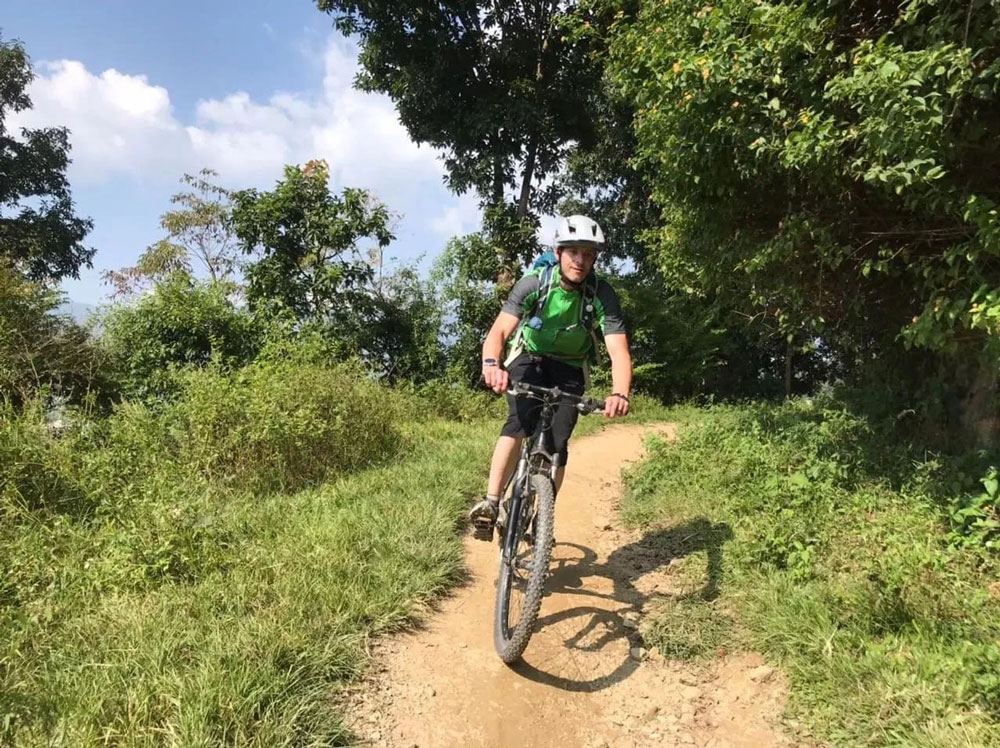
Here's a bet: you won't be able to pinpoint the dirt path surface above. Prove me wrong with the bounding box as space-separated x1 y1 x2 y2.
344 424 796 748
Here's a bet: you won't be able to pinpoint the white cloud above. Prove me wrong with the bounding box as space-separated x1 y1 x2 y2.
10 37 445 195
430 192 481 239
10 60 189 181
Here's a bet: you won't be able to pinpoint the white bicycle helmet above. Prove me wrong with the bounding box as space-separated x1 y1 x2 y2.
553 215 605 249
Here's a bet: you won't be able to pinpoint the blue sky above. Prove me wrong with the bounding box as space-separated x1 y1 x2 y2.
4 0 482 305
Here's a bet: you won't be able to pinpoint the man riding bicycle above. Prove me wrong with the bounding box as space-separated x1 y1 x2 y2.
469 214 633 540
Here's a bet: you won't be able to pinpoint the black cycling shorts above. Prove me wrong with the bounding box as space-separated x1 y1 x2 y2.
501 353 586 466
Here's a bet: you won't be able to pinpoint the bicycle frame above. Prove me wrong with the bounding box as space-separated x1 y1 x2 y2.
498 390 566 565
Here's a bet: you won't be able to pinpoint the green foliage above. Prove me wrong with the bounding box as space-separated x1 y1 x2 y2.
100 276 260 400
228 160 449 382
366 264 447 384
432 233 506 384
643 595 735 661
0 388 498 744
172 358 408 492
0 35 93 282
317 0 604 217
0 262 112 408
949 467 1000 551
602 0 1000 431
232 161 392 330
399 376 507 423
625 398 1000 744
104 169 237 297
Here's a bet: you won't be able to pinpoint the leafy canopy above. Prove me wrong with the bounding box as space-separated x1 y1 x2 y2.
607 0 1000 364
230 160 394 328
0 35 93 282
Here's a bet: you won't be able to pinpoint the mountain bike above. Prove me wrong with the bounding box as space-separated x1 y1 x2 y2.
493 381 605 663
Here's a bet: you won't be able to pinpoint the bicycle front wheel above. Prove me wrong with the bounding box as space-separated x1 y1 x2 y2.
493 472 556 663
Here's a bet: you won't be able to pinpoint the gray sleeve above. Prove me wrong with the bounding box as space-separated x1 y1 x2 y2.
596 280 627 335
501 274 540 317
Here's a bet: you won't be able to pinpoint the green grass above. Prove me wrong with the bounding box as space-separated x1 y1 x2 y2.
0 368 674 745
622 399 1000 747
1 416 497 746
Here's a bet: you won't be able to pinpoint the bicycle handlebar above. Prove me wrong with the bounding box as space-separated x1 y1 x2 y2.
506 381 606 414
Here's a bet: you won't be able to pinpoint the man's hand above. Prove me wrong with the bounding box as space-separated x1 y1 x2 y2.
604 393 630 418
483 363 509 394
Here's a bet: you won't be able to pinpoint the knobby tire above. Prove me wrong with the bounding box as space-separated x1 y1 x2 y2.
493 473 556 663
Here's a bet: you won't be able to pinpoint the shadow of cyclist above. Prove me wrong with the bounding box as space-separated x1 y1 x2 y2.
509 517 733 692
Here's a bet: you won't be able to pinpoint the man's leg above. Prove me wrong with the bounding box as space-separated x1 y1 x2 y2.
488 435 522 497
470 355 539 540
470 435 526 541
545 358 585 496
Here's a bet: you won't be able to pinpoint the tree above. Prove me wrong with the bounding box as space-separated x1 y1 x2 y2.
368 263 447 383
230 160 394 353
100 275 260 400
0 35 93 282
606 0 1000 439
317 0 607 274
319 0 601 212
432 232 507 384
104 169 238 297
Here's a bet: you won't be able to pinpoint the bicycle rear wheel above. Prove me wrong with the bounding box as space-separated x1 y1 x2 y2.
493 472 556 663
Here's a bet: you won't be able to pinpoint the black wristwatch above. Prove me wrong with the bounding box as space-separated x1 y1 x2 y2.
483 358 499 368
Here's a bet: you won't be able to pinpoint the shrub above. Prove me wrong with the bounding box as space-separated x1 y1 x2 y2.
172 359 408 492
100 276 260 400
399 377 507 423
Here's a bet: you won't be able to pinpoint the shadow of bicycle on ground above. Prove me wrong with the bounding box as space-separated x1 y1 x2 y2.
510 517 733 692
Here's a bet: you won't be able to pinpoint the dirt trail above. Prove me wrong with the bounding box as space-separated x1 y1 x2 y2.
344 424 797 748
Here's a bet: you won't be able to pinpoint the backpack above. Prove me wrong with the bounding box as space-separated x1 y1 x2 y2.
505 252 601 371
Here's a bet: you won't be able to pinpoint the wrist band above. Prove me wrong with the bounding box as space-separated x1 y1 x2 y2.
483 358 498 367
612 393 630 402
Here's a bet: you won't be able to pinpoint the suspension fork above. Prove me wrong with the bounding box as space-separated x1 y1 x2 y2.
501 446 531 564
501 399 556 563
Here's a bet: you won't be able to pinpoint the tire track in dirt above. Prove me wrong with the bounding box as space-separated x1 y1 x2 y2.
343 424 799 748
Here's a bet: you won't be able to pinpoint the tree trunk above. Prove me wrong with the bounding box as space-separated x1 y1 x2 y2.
516 134 538 218
961 355 1000 448
784 341 793 399
516 15 551 219
491 140 504 207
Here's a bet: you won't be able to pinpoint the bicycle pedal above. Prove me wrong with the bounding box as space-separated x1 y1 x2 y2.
472 521 494 542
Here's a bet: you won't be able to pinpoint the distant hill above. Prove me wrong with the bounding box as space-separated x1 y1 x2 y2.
55 301 97 325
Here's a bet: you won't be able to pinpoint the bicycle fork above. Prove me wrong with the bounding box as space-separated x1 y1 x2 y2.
501 457 529 565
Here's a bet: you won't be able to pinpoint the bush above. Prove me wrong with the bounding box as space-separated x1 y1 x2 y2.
100 276 260 400
0 264 115 409
0 372 498 744
0 402 90 521
399 377 507 423
173 359 408 492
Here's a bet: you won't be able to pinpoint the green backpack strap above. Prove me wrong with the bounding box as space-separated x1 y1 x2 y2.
580 274 598 329
582 275 602 367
